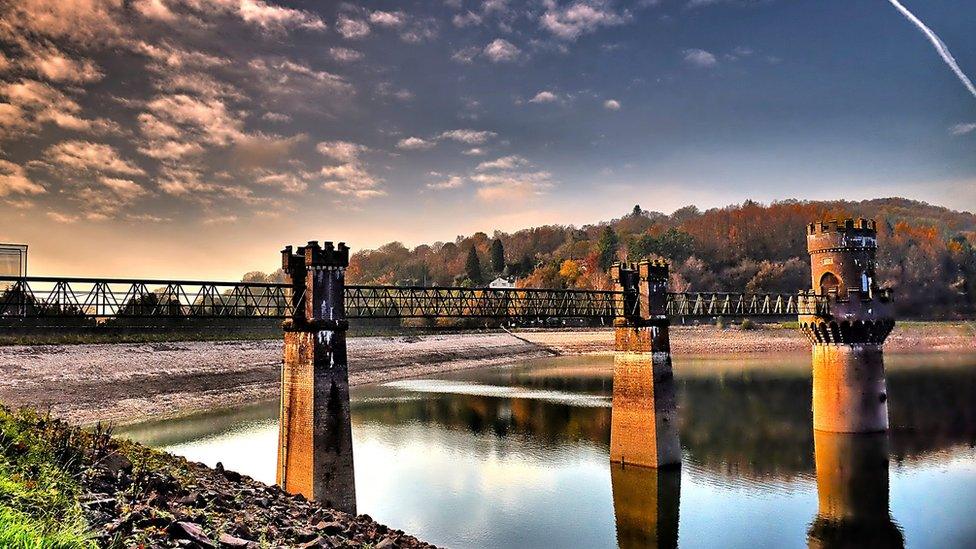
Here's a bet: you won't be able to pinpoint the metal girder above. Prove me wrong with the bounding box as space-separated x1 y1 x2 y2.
0 276 827 321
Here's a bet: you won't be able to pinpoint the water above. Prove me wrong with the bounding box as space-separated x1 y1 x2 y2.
118 352 976 548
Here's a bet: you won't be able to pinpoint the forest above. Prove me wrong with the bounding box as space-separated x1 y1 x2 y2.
245 198 976 318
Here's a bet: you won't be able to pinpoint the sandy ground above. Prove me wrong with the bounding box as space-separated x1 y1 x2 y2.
0 323 972 426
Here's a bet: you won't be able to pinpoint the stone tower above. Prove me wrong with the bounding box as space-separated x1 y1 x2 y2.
799 219 895 433
277 241 356 514
609 260 681 468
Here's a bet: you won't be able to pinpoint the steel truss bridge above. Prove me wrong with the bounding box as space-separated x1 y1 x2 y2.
0 276 826 323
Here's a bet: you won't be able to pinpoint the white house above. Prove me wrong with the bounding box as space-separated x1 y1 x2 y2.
488 276 516 289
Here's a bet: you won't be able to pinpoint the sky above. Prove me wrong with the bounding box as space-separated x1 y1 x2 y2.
0 0 974 279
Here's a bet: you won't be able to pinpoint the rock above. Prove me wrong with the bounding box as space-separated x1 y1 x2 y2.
100 452 133 476
168 521 217 548
217 532 258 548
298 537 330 549
375 537 397 549
313 521 344 534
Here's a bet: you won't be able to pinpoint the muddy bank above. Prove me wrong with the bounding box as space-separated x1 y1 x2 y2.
0 323 971 425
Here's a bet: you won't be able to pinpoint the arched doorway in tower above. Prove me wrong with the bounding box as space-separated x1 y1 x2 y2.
819 272 841 294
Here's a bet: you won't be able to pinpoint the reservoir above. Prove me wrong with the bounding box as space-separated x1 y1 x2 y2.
119 352 976 548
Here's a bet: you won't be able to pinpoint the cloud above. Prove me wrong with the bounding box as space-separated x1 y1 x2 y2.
329 47 364 63
453 11 483 27
683 48 718 67
0 159 46 196
47 211 80 224
399 19 439 44
427 175 465 190
452 46 482 64
603 99 621 110
529 91 560 103
397 136 435 150
337 16 371 39
320 163 385 198
463 147 486 156
540 1 631 41
484 39 521 63
950 123 976 136
23 44 104 84
477 155 530 171
317 140 367 162
439 129 497 144
471 171 554 201
0 79 118 136
141 93 245 153
370 10 406 28
262 112 292 122
201 0 326 32
45 140 145 175
254 171 308 193
99 176 148 200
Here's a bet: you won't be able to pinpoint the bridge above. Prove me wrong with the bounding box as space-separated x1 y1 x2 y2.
0 275 827 323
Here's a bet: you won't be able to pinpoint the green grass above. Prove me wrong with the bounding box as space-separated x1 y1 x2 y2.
0 409 97 548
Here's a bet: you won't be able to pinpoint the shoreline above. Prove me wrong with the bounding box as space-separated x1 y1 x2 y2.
0 322 972 426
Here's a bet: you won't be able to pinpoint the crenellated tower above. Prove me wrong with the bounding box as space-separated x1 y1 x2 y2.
277 241 357 514
798 219 895 433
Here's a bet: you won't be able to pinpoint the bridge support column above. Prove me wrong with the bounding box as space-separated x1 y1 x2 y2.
806 431 903 548
277 241 356 514
610 260 681 468
799 219 895 434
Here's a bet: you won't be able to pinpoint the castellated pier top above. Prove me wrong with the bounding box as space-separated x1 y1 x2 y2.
281 241 350 271
807 218 878 254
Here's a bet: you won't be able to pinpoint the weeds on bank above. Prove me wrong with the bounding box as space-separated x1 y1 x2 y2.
0 408 101 548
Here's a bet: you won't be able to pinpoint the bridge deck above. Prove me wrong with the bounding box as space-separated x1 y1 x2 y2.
0 276 826 321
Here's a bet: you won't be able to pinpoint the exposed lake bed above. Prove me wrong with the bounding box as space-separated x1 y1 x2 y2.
1 322 972 426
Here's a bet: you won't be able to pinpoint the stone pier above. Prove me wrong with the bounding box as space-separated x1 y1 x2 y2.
277 241 357 515
609 260 681 468
806 431 903 548
799 219 895 433
611 463 681 549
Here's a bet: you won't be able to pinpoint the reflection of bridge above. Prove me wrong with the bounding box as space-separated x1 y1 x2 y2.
0 275 827 321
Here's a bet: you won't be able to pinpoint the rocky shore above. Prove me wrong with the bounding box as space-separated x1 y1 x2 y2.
0 408 433 548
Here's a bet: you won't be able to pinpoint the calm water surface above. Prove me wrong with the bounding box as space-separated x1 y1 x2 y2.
119 352 976 548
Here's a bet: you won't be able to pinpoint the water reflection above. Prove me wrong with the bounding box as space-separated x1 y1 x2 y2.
611 464 680 549
806 432 903 548
117 352 976 548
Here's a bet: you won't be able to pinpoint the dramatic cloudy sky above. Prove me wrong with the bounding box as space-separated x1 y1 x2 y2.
1 0 974 278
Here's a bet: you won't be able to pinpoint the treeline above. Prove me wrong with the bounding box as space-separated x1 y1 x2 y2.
245 198 976 318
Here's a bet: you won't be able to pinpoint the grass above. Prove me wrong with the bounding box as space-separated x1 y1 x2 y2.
0 408 98 548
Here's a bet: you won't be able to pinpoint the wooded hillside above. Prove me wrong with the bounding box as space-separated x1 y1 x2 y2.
247 199 976 318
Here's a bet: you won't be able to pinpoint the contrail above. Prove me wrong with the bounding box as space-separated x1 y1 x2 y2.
886 0 976 99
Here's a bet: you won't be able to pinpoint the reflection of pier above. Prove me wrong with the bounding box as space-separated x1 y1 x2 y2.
807 431 903 548
611 464 680 549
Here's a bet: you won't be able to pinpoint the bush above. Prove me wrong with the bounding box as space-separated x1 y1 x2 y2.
740 318 758 330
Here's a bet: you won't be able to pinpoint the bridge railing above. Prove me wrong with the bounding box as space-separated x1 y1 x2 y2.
666 292 828 318
0 276 828 322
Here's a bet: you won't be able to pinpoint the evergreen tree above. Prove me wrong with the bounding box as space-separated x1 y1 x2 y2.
597 226 619 271
465 246 483 284
632 204 642 217
490 239 505 273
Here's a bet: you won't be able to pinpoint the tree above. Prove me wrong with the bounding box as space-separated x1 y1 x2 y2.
597 226 619 271
490 239 505 273
465 246 483 284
